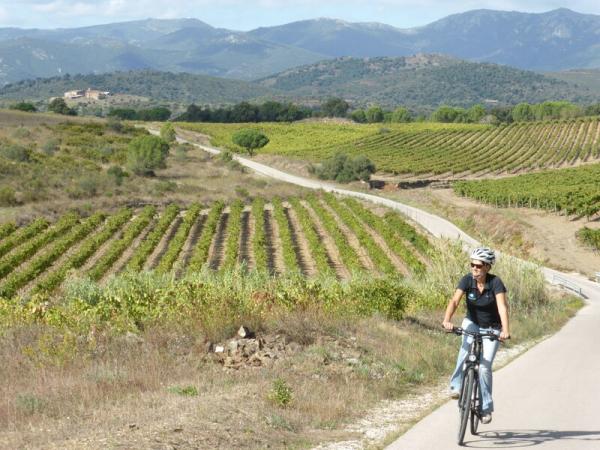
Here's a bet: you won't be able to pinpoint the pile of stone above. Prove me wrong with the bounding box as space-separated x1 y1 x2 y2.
207 326 301 369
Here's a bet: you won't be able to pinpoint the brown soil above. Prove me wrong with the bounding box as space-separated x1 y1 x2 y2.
208 211 229 271
145 215 183 270
300 200 350 280
109 217 157 276
283 202 317 277
175 211 207 277
263 204 285 275
237 206 254 270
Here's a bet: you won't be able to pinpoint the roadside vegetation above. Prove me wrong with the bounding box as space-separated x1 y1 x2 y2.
0 238 581 448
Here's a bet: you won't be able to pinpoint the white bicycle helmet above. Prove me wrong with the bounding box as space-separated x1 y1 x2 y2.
470 247 496 265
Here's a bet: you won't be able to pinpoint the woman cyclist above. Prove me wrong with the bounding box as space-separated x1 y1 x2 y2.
442 247 510 425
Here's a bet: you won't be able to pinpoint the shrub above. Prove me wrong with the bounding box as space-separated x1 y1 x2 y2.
10 102 37 113
41 139 60 156
160 122 176 143
315 152 375 182
0 186 18 206
107 165 128 186
48 98 76 115
1 144 30 162
126 135 169 176
268 378 293 407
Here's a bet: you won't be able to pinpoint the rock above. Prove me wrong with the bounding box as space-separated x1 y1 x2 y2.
204 341 213 353
227 340 239 352
214 345 225 353
238 325 253 338
128 423 138 430
346 357 360 365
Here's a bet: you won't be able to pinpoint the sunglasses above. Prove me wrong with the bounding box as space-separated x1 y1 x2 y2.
470 263 485 269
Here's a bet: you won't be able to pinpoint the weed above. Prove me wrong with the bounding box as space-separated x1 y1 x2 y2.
168 385 199 396
15 393 46 416
268 378 293 408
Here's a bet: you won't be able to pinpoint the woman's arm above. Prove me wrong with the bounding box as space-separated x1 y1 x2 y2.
442 288 464 330
496 292 510 340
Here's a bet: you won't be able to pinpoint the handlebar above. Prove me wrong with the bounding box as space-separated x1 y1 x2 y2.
449 326 508 341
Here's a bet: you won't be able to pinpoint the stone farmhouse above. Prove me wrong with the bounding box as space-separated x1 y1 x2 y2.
64 88 111 100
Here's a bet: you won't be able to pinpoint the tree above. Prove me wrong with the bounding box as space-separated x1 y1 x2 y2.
511 103 534 122
48 98 76 115
365 106 384 123
160 122 176 143
322 97 350 118
391 107 412 123
351 109 367 123
232 129 269 156
10 102 36 112
467 104 486 123
126 135 170 176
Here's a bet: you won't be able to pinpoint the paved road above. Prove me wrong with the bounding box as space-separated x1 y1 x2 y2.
180 134 600 449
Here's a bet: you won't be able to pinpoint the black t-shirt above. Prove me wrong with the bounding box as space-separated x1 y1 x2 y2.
457 273 507 328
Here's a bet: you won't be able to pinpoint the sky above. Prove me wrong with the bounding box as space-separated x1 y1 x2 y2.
1 0 599 30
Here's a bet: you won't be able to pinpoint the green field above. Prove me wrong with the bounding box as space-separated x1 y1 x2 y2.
0 193 432 299
453 163 600 218
181 117 600 176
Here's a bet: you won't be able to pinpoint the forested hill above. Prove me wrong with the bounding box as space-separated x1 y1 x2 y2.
258 56 599 108
0 70 278 104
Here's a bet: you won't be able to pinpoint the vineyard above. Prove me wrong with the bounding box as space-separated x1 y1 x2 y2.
0 194 432 299
453 163 600 218
180 117 600 177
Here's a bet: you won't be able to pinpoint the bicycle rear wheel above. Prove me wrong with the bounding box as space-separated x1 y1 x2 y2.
470 377 480 435
457 368 475 446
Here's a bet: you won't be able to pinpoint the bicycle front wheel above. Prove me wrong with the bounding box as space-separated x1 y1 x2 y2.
470 377 480 435
458 368 475 446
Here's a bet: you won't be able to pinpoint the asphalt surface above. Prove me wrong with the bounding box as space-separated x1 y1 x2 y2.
182 135 600 449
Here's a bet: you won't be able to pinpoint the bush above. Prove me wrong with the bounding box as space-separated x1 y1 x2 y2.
126 135 169 176
107 165 128 186
10 102 37 113
0 186 18 206
232 129 269 156
1 144 31 162
48 98 76 116
160 122 176 143
41 139 60 156
315 152 376 183
268 378 293 407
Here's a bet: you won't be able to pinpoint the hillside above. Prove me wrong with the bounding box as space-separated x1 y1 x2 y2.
0 70 278 104
0 9 600 83
258 56 598 108
546 69 600 92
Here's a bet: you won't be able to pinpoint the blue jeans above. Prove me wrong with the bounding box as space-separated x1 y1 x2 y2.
450 317 500 414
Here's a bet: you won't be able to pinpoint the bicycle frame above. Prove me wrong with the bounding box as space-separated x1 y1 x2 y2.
452 327 499 445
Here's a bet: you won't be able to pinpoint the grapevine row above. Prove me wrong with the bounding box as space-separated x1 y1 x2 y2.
156 203 201 274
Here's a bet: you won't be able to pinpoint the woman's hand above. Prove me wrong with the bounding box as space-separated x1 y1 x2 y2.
442 320 454 331
500 330 511 341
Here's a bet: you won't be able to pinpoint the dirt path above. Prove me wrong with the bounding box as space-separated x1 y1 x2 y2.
175 211 207 277
283 201 317 277
301 200 350 279
237 206 254 270
208 210 229 271
145 215 183 270
263 204 285 275
109 218 157 276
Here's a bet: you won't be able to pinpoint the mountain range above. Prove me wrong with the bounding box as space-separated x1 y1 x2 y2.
0 8 599 85
2 55 597 110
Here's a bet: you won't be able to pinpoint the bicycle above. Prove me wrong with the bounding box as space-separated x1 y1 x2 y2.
450 327 502 446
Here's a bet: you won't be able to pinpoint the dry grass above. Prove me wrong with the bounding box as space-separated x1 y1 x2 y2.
0 288 580 450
